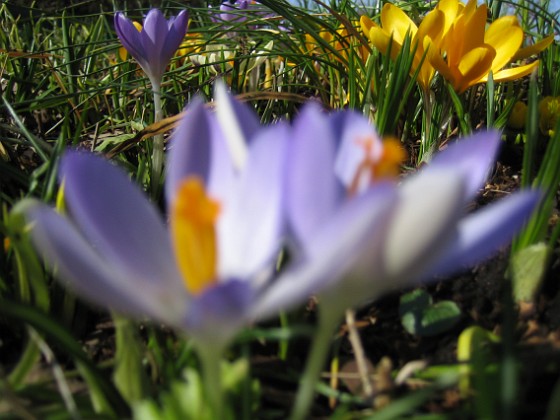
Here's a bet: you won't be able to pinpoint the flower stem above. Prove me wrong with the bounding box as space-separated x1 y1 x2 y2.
290 305 341 420
197 344 224 419
151 80 164 198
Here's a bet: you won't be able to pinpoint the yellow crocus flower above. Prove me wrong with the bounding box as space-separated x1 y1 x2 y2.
360 1 452 91
429 0 552 93
176 32 205 65
332 22 370 65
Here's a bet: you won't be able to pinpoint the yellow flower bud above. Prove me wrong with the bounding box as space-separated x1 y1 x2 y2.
507 101 527 130
539 96 560 136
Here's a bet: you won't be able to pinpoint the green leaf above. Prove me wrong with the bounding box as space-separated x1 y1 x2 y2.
511 242 550 302
399 290 461 336
94 133 136 152
420 301 462 336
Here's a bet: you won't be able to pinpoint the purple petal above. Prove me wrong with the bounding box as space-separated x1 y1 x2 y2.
115 12 147 67
252 184 398 319
218 123 288 279
25 202 187 322
140 9 170 81
162 10 189 67
287 103 345 244
166 98 213 208
185 279 253 346
428 190 541 276
429 130 501 202
334 111 382 190
61 151 183 291
381 169 466 285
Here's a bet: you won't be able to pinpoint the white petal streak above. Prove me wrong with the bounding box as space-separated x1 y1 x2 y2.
215 81 248 170
384 169 465 282
218 124 288 280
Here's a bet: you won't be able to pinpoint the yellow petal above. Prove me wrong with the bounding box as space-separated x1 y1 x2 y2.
461 0 478 19
461 3 488 55
381 3 418 45
485 18 523 72
456 45 496 92
436 0 462 33
428 46 459 87
369 26 402 59
513 35 555 61
417 9 445 47
484 60 539 83
118 46 128 62
485 15 520 45
360 15 376 37
416 38 437 89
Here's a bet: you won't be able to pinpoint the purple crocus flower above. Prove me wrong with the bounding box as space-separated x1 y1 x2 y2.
23 85 539 352
253 103 541 318
23 85 284 350
217 0 250 23
115 9 189 86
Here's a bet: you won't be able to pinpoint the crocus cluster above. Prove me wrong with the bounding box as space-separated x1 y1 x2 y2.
25 83 539 352
360 0 553 93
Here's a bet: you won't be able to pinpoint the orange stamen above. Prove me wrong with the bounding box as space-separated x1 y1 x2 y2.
170 177 220 295
348 135 406 195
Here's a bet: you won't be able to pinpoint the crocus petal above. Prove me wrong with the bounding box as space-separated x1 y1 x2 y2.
429 48 457 87
287 103 345 244
436 0 461 34
360 15 376 37
456 45 496 92
513 35 554 61
417 9 445 47
461 3 488 55
61 151 183 291
141 9 170 77
218 123 288 279
252 184 398 320
429 130 501 202
369 27 396 58
214 81 260 171
427 190 541 276
161 10 189 63
485 60 540 83
334 111 379 188
25 202 187 322
382 170 465 285
381 3 418 45
185 280 254 347
115 12 147 67
485 23 523 75
484 15 520 47
166 97 213 207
